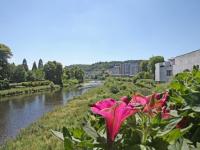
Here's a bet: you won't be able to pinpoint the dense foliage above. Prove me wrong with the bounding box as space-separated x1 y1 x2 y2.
0 79 9 90
0 44 13 80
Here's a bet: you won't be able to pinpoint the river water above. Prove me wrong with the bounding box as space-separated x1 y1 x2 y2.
0 81 101 145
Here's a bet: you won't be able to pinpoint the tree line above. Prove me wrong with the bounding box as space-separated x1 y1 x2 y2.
0 43 84 88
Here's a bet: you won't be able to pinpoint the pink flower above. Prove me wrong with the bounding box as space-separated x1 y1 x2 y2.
144 92 168 109
142 92 169 117
91 98 137 142
120 96 129 104
130 95 149 106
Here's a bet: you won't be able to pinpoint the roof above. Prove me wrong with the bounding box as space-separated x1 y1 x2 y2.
175 49 200 58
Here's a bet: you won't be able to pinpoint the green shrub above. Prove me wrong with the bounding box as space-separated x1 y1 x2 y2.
110 86 119 94
9 80 51 88
0 79 9 90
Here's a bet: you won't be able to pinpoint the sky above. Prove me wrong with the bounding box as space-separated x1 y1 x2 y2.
0 0 200 67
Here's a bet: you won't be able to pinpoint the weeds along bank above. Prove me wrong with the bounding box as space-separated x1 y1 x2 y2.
0 79 82 100
0 78 157 150
0 80 61 100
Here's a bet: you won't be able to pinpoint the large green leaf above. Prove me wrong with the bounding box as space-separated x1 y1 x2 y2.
83 122 100 140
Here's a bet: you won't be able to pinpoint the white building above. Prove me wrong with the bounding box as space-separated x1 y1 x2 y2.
155 49 200 82
155 61 173 82
173 49 200 75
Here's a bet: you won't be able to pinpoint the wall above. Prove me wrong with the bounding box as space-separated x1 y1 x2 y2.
173 50 200 75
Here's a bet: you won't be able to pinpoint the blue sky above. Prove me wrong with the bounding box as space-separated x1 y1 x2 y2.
0 0 200 67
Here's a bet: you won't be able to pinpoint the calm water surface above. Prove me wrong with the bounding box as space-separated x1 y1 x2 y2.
0 81 101 145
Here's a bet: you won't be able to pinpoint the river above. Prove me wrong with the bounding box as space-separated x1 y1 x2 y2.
0 81 101 145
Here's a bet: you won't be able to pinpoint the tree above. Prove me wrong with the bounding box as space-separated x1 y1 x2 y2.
35 69 45 81
69 67 76 79
74 67 84 83
63 67 70 80
140 60 149 72
0 44 12 61
148 56 164 79
22 58 29 71
13 65 27 82
0 44 13 79
7 63 16 82
26 71 36 81
44 61 63 84
32 61 37 71
38 59 43 69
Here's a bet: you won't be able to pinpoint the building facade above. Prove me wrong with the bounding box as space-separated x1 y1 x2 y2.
173 50 200 75
155 61 173 82
155 49 200 82
109 60 141 76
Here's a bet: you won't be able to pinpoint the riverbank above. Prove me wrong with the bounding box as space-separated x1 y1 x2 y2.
0 80 84 100
0 85 61 100
0 78 162 150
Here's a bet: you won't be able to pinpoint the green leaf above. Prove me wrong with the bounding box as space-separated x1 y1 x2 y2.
157 118 182 137
168 138 190 150
51 130 64 141
63 127 72 140
180 123 193 134
83 122 99 140
163 129 182 144
170 110 179 117
71 128 84 139
192 106 200 112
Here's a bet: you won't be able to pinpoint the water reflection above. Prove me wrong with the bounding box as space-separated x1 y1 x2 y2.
0 82 101 145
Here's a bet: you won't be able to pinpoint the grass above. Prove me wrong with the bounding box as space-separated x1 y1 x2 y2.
0 78 164 150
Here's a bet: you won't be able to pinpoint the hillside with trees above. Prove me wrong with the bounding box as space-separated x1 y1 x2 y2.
68 60 143 79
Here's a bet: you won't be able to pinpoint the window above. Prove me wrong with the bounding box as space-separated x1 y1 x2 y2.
166 70 172 76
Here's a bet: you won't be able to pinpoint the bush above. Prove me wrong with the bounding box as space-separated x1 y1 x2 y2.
9 80 51 88
62 79 79 87
110 86 119 94
0 79 9 90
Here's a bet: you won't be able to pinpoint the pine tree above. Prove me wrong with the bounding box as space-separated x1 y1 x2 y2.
22 58 29 71
32 61 37 71
38 59 43 69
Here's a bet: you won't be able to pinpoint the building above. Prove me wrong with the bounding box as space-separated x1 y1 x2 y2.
130 63 140 75
173 49 200 75
109 66 120 76
109 60 141 76
155 61 173 82
155 49 200 82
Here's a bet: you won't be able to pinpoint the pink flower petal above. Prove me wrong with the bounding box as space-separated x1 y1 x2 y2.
130 95 149 106
120 96 129 104
90 99 137 142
